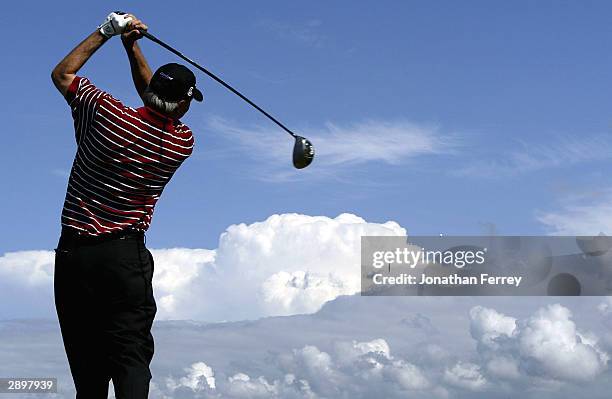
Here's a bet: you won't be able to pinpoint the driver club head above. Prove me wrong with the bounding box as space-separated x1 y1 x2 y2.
292 136 315 169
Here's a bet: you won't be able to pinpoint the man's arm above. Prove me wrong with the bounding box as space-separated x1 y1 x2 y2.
51 12 135 98
121 16 152 100
51 31 108 97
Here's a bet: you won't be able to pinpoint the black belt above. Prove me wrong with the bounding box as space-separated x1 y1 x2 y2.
59 227 145 247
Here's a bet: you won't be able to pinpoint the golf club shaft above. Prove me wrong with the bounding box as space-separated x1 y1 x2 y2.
140 30 297 138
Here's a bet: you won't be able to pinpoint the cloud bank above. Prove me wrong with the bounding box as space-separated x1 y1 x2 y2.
3 214 612 398
0 213 405 321
147 301 610 398
2 297 612 398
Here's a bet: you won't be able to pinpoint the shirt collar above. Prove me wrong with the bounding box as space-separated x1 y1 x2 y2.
137 106 178 126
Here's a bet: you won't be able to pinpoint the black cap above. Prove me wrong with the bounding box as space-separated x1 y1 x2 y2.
149 63 203 102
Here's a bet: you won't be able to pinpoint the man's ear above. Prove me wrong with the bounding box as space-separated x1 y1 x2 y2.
172 98 191 118
177 99 190 109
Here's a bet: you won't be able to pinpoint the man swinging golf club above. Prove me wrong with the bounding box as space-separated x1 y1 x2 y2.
51 12 201 398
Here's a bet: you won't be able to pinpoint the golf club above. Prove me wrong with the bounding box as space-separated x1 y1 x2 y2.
139 30 315 169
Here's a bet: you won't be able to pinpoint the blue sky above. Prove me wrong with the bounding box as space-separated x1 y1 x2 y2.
2 4 612 395
2 0 612 252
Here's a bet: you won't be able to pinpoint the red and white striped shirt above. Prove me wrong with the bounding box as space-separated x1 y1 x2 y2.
61 76 194 236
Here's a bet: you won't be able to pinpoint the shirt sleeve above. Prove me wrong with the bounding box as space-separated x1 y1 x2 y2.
65 76 110 146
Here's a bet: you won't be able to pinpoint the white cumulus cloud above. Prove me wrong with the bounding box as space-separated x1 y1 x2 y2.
0 213 405 322
0 250 56 318
261 271 354 316
166 361 216 391
469 305 517 350
153 213 404 321
156 337 438 399
469 304 609 384
443 362 487 391
0 250 54 287
518 304 609 382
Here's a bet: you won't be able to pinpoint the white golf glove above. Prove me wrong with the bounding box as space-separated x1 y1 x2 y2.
98 11 133 38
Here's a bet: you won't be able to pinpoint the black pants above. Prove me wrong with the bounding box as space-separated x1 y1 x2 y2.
54 229 157 399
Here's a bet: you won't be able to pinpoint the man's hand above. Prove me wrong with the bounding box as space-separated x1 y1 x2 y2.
121 15 149 45
98 11 133 39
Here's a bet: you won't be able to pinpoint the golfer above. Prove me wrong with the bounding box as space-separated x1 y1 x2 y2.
51 12 202 398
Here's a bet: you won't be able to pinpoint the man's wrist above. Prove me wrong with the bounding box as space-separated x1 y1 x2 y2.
96 29 111 42
122 37 136 50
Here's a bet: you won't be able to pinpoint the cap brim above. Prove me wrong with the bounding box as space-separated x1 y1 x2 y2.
192 87 203 102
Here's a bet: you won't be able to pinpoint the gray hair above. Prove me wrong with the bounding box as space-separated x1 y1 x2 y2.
142 86 180 114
